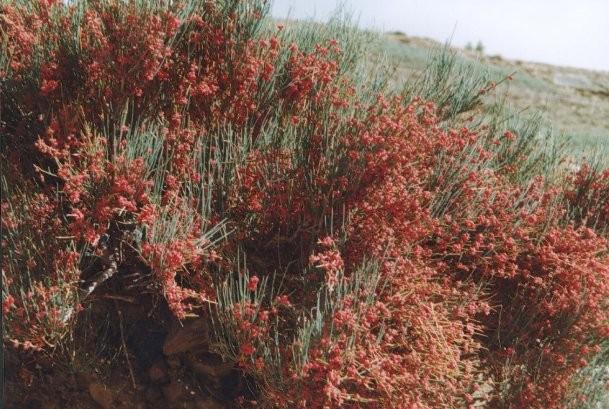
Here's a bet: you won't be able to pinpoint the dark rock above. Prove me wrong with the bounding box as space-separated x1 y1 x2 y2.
145 386 163 403
166 355 181 370
148 358 170 384
40 401 60 409
191 397 226 409
75 371 97 390
185 353 233 392
88 382 114 409
128 323 168 369
185 352 232 379
25 399 42 409
162 381 186 405
163 318 209 356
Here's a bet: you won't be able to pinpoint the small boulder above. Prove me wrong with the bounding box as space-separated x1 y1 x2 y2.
88 382 114 409
192 397 226 409
144 386 163 404
162 381 186 405
148 358 169 384
163 318 209 356
185 352 233 380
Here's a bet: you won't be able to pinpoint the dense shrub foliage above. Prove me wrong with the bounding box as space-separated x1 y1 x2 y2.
2 1 608 408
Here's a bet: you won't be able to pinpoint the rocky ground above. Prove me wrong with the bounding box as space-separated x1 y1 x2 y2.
4 295 241 409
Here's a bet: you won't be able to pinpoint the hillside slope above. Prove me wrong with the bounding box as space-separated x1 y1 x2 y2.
383 31 609 159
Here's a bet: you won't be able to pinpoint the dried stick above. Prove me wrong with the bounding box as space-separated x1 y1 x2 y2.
81 253 118 299
116 301 137 389
60 249 119 324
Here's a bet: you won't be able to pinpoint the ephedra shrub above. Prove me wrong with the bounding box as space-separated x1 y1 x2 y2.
1 1 608 408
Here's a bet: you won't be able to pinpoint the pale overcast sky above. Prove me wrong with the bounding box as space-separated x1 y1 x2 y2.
271 0 609 72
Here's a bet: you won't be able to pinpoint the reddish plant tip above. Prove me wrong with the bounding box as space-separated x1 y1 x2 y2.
247 276 260 291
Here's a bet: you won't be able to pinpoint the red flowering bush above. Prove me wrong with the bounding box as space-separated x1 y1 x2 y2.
1 179 81 350
565 163 609 237
2 1 608 408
